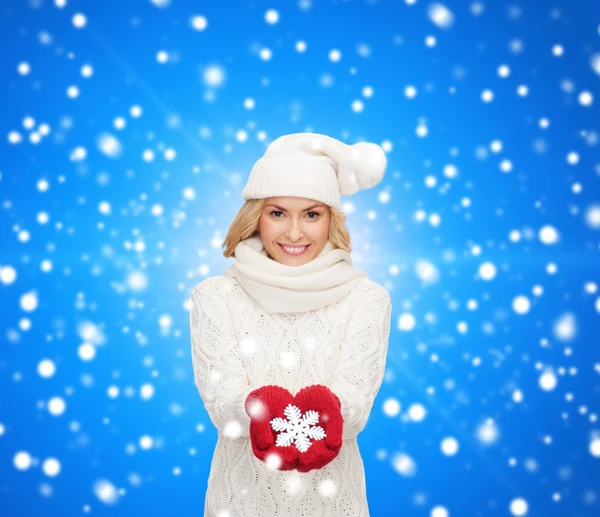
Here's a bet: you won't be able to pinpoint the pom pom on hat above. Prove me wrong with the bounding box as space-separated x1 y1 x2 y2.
340 141 387 195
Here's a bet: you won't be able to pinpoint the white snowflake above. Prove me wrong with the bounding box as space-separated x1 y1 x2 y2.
270 403 326 453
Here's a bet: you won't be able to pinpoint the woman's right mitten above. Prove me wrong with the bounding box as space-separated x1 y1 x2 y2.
244 385 299 470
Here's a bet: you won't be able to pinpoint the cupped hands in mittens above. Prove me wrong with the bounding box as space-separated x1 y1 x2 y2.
244 384 344 472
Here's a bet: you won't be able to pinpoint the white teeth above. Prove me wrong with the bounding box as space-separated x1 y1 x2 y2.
281 245 307 254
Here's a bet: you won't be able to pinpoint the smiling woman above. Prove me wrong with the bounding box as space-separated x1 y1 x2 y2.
191 132 389 517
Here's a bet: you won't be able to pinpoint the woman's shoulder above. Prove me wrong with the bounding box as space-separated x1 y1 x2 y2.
190 275 233 299
354 277 391 302
337 277 391 318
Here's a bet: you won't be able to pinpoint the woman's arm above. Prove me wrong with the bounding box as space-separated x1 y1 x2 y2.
327 282 392 441
190 277 254 439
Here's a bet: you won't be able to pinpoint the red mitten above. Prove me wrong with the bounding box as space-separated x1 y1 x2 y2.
244 385 299 470
244 384 344 473
293 384 343 473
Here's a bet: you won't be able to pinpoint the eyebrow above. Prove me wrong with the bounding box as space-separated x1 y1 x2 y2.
265 204 324 211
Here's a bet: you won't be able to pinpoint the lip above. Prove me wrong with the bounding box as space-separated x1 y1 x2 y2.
277 243 311 256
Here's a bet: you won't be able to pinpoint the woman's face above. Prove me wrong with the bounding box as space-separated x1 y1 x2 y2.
258 196 331 266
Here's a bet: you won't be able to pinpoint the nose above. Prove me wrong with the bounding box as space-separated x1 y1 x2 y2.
285 219 305 241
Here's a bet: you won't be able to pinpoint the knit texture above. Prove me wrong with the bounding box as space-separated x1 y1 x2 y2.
190 274 392 517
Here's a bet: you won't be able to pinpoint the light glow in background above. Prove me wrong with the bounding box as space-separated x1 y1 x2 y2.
1 0 600 516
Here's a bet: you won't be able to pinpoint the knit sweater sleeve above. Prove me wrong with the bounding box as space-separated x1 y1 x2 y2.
328 282 392 441
190 277 254 439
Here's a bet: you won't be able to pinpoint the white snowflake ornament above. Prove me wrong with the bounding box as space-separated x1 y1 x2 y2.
270 403 326 453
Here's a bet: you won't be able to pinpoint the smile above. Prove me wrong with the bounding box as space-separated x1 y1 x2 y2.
277 243 311 255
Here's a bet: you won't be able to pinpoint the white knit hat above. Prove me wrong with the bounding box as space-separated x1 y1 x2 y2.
241 132 387 210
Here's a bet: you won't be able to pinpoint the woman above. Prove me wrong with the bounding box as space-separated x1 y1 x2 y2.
190 132 392 516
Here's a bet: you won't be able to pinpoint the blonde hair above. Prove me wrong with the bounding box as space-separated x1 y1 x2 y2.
222 198 352 258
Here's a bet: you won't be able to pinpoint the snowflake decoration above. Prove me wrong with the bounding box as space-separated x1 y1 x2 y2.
270 403 326 453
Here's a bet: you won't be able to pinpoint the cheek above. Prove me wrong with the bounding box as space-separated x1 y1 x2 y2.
315 219 330 235
258 220 278 238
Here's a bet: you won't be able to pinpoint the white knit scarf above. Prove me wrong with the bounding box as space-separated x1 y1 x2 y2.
223 234 367 314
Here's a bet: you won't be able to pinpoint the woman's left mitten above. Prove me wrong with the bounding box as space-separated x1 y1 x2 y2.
293 384 343 473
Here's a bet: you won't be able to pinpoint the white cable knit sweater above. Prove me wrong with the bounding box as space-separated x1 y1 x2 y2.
190 274 392 517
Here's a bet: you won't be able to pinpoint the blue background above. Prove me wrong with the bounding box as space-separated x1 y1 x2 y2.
1 0 600 515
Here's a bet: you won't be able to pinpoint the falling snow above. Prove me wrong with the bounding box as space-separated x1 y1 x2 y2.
1 1 599 516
